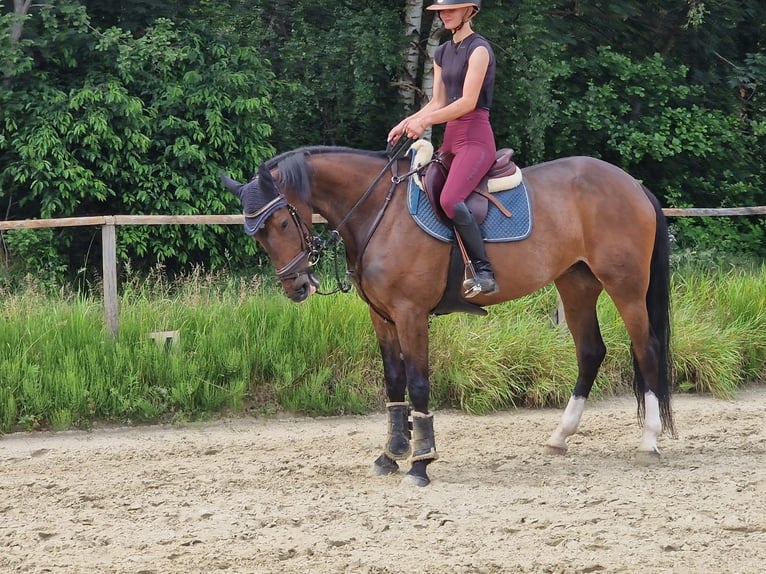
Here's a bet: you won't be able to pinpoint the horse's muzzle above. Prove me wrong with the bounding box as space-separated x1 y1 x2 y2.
284 269 321 302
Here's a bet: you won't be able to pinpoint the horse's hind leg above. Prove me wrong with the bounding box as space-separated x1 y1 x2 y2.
545 266 606 455
611 297 664 459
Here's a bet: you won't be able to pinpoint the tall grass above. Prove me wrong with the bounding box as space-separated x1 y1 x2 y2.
671 265 766 397
0 264 764 432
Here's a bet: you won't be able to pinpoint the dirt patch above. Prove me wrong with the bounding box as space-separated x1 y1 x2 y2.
2 387 765 573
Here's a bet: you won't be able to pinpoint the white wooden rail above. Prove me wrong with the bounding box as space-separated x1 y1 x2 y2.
1 208 764 336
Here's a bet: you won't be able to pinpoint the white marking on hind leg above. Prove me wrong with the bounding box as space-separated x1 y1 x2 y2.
640 391 662 454
546 395 586 451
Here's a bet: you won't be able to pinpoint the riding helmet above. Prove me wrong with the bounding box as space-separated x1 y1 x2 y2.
426 0 481 12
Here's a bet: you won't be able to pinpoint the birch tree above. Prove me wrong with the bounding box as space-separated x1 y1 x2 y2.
10 0 32 42
422 14 444 106
397 3 446 140
400 0 423 113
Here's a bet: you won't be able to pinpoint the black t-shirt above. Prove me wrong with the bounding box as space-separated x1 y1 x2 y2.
434 33 495 111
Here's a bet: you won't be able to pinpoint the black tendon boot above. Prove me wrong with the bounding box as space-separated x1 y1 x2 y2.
451 202 499 297
410 411 438 462
405 411 439 487
384 402 411 460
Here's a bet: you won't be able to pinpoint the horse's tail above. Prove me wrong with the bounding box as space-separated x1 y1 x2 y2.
635 185 676 437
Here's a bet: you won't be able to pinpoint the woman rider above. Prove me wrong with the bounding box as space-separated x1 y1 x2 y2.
388 0 498 297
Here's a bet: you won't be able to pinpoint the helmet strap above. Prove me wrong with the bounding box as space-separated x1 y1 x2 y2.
451 7 476 33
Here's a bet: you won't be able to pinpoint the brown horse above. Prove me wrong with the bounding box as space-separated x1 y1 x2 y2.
222 143 674 487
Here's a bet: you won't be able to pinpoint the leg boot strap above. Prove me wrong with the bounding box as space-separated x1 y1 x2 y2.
384 402 411 460
410 411 438 462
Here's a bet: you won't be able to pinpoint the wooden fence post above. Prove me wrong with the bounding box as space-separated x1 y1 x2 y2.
102 218 119 337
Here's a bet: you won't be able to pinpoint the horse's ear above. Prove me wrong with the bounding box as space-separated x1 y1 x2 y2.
258 162 271 180
257 162 279 195
220 174 244 200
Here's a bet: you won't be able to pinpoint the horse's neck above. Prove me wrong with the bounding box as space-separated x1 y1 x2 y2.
309 155 391 231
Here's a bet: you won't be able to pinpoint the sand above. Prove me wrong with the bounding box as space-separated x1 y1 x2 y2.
2 387 765 574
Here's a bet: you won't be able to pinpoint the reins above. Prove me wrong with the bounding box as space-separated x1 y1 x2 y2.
312 230 353 295
309 137 416 296
333 136 415 235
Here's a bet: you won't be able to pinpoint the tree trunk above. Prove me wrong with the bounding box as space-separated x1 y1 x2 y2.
10 0 33 42
401 0 424 114
422 16 444 102
420 15 445 140
4 0 32 88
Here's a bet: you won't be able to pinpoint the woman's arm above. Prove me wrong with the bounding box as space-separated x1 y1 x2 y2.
387 63 448 144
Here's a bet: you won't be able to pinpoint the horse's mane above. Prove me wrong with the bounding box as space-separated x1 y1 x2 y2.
264 146 388 203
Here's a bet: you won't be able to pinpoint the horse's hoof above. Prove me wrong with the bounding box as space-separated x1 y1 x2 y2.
402 471 430 487
372 453 400 476
635 449 662 466
543 444 568 456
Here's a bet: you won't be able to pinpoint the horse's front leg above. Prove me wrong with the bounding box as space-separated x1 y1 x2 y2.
369 311 411 477
396 310 437 487
369 309 437 487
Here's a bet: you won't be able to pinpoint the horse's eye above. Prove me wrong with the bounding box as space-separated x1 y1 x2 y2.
280 219 289 231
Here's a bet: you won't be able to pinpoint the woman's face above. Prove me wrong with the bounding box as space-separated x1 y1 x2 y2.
437 7 471 30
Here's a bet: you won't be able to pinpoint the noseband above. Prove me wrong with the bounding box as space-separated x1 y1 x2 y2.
245 201 318 282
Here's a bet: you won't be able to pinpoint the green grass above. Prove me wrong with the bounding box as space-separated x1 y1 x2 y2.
670 266 766 397
0 263 764 432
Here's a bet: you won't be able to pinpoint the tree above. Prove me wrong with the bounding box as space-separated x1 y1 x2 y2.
2 0 765 275
256 0 406 150
1 1 278 276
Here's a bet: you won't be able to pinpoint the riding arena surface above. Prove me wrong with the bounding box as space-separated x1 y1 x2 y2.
2 387 764 574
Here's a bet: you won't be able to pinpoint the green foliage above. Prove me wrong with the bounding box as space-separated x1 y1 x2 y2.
551 47 713 163
258 0 405 150
1 2 275 273
546 46 766 256
486 2 765 256
2 0 765 275
0 228 68 287
479 0 571 163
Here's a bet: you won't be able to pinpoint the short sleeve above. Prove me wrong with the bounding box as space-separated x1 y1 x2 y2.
434 43 446 67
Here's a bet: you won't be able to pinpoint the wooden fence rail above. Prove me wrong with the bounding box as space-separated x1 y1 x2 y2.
1 207 764 336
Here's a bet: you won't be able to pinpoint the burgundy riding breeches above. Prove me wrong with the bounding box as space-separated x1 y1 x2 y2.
438 108 496 219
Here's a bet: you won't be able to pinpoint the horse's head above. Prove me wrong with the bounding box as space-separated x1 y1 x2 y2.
221 163 320 302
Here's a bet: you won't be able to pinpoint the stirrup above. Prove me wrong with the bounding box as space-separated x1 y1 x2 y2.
462 264 498 298
463 278 499 298
463 279 483 298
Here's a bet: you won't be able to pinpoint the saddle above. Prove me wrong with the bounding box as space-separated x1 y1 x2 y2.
420 146 520 226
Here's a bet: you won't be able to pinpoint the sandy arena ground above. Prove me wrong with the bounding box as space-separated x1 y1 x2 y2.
1 386 765 574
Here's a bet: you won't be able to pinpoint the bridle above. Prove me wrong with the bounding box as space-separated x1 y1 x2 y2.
249 136 414 295
272 205 318 282
245 192 345 293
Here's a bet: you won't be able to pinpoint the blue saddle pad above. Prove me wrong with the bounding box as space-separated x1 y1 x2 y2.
406 166 533 243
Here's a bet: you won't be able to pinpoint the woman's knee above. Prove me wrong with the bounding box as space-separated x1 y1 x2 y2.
440 193 460 219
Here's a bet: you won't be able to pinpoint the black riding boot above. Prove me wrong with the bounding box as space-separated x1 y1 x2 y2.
451 202 499 297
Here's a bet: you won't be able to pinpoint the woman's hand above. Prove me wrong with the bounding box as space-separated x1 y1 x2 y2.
405 118 426 139
387 119 407 145
388 116 428 145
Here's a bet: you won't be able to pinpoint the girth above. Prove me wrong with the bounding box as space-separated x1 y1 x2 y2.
422 149 517 225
